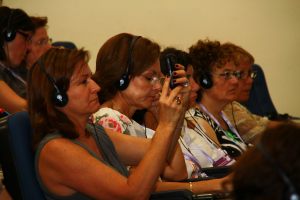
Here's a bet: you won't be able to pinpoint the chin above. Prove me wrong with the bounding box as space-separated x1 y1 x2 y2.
91 103 101 113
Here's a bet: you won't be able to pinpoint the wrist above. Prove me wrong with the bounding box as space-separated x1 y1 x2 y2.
189 181 193 193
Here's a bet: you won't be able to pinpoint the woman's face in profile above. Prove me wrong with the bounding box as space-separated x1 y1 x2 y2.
236 61 254 102
186 65 200 108
5 31 31 67
63 61 101 117
122 58 162 110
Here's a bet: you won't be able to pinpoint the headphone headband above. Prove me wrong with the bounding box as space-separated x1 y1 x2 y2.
117 35 141 90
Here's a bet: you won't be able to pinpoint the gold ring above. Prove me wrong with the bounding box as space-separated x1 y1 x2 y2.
175 96 181 105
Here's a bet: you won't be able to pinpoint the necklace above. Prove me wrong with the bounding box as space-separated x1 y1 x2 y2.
198 103 244 143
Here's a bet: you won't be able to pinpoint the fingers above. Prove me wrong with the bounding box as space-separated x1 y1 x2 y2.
172 64 189 88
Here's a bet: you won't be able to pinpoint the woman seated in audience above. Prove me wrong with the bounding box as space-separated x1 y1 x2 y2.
143 47 235 173
0 6 34 113
92 33 232 181
28 47 227 200
26 16 52 69
159 47 236 171
92 33 188 181
222 42 281 143
188 39 249 160
231 122 300 200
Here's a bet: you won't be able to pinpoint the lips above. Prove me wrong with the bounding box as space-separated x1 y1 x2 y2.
90 97 99 104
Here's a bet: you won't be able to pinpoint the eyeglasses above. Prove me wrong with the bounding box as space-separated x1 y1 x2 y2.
143 75 165 86
30 37 52 47
214 71 243 80
239 70 257 80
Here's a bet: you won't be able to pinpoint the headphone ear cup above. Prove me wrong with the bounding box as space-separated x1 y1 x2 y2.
118 74 130 91
53 90 68 107
3 29 16 42
200 73 213 89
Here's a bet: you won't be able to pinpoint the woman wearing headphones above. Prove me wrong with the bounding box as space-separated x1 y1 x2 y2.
0 6 34 113
92 33 229 192
188 39 249 160
29 45 229 199
92 33 188 181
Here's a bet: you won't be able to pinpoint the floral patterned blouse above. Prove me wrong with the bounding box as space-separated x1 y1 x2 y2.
92 107 202 178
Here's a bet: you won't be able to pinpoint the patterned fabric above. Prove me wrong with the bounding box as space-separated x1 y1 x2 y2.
183 109 235 168
186 107 248 159
92 107 154 138
223 101 269 143
92 107 201 178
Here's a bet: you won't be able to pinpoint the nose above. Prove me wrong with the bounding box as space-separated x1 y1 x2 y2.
44 43 52 51
190 77 200 92
230 75 239 85
246 76 254 85
90 79 101 93
153 80 162 90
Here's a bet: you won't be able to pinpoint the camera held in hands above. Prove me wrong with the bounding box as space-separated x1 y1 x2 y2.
163 53 178 89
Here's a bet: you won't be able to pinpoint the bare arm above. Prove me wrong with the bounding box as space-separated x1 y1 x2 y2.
155 175 231 194
108 130 187 181
39 77 188 200
0 81 27 113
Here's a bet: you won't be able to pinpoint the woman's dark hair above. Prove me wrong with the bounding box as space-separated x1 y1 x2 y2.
93 33 160 103
232 122 300 200
30 16 48 30
221 42 255 67
0 6 34 60
160 47 191 76
189 39 224 76
27 48 90 148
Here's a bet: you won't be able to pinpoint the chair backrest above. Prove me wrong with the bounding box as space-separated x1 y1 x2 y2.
0 115 22 199
243 64 278 118
0 112 46 200
52 41 77 49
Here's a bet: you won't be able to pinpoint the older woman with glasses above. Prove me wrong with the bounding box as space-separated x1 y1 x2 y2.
188 39 249 160
26 16 52 69
222 42 281 144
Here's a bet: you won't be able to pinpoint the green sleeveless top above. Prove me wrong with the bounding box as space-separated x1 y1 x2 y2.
35 124 128 200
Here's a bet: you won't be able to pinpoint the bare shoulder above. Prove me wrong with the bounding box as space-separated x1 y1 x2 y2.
38 137 93 166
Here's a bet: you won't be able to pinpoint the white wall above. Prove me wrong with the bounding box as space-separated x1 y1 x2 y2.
4 0 300 117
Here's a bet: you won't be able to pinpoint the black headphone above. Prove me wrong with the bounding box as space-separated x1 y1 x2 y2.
3 9 17 42
198 69 213 89
38 59 69 107
117 35 141 90
256 142 299 200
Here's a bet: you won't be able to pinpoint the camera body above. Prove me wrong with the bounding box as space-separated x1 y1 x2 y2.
164 53 178 89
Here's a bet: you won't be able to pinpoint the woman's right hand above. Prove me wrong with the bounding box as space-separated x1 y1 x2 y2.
192 175 232 194
158 64 190 128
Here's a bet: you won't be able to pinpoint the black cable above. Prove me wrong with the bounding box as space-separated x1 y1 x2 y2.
186 110 219 147
231 102 240 134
